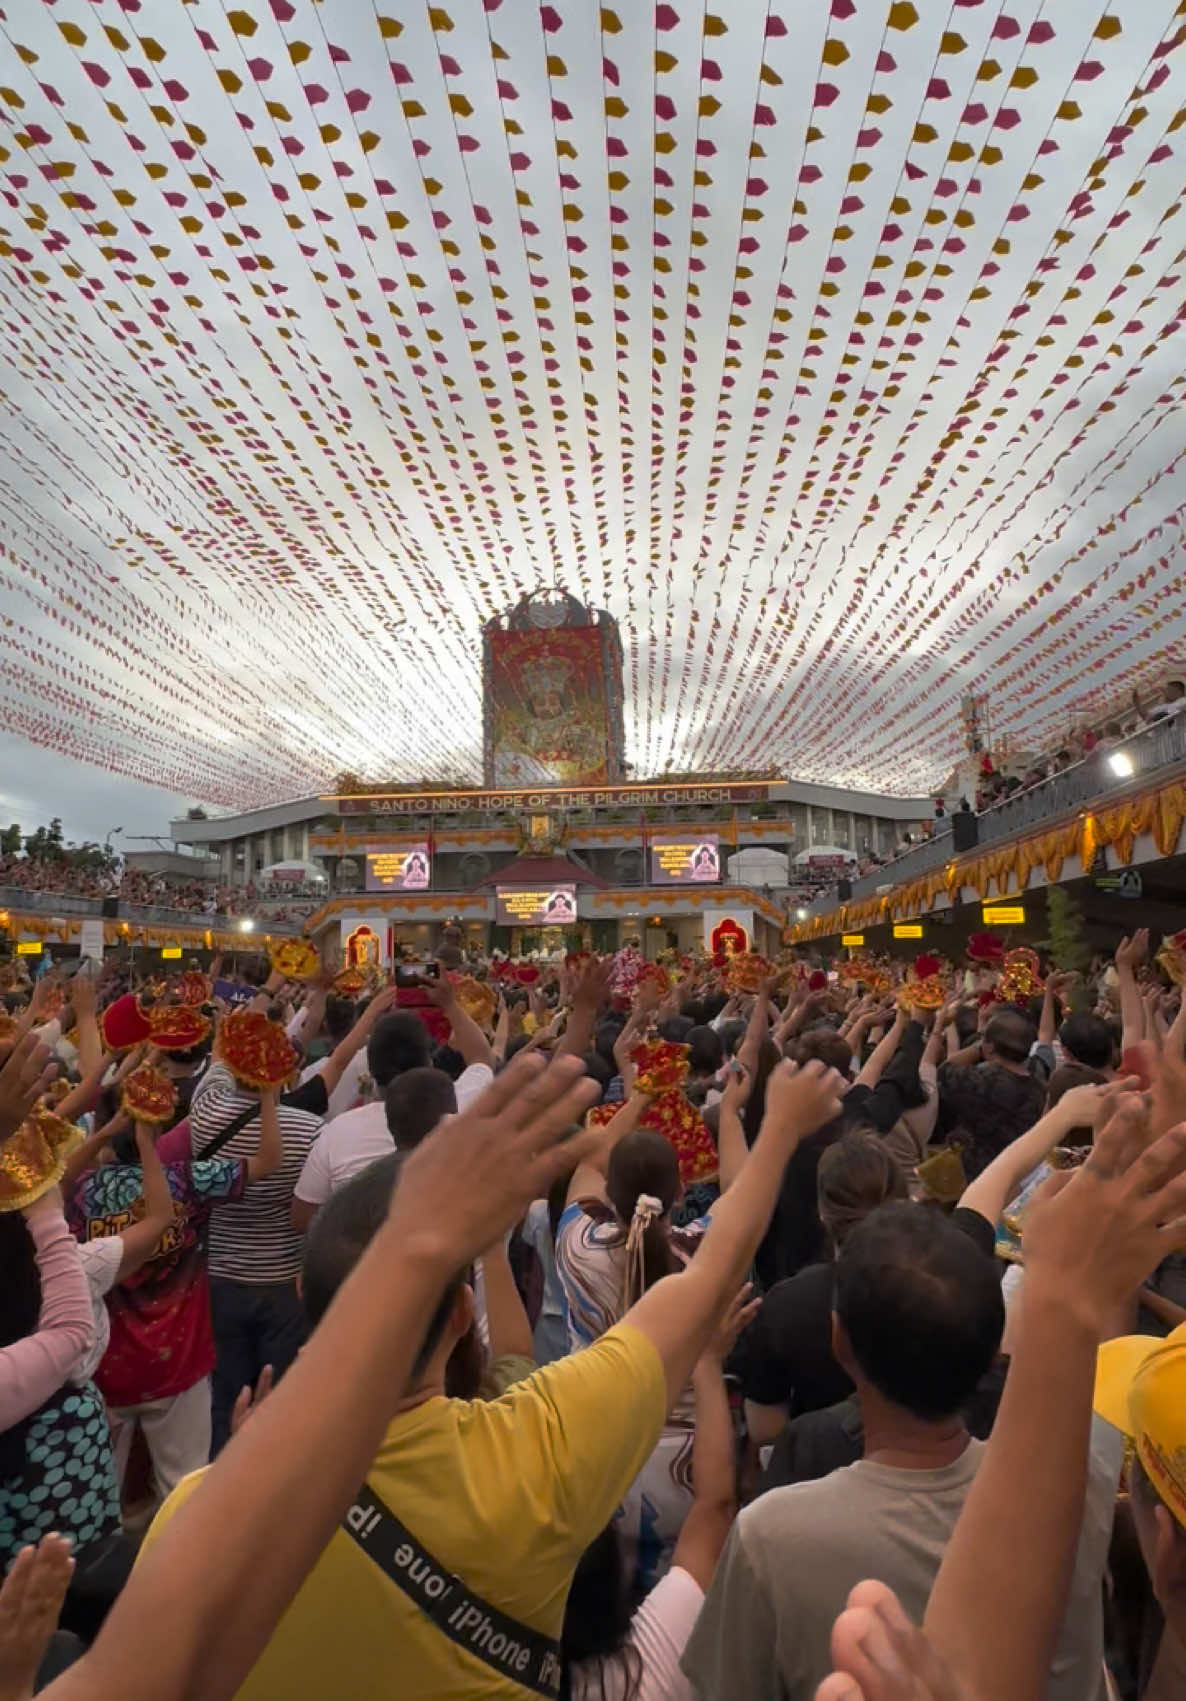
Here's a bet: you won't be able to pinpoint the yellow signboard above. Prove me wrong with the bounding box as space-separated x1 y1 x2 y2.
893 924 924 939
983 906 1025 926
161 946 183 960
16 941 42 956
841 934 865 948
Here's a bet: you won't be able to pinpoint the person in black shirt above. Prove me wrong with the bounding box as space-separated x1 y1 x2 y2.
734 1133 909 1446
936 1007 1045 1180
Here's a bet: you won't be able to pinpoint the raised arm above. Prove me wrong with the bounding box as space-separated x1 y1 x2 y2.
670 1288 757 1590
1115 930 1149 1053
736 989 771 1078
0 1034 56 1149
113 1126 179 1280
623 1061 845 1407
956 1094 1084 1227
44 1053 602 1701
0 1191 94 1430
924 1100 1186 1701
815 1101 1186 1701
1036 978 1059 1048
62 1110 128 1192
490 990 511 1065
716 1063 751 1192
245 968 288 1016
69 973 104 1079
244 1089 282 1183
565 1092 647 1205
478 1235 534 1366
425 975 493 1071
55 1053 111 1128
853 1009 907 1090
612 1008 650 1097
553 955 614 1065
286 984 328 1055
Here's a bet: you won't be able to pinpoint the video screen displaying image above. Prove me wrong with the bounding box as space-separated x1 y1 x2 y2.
496 886 578 926
650 836 721 885
365 845 432 891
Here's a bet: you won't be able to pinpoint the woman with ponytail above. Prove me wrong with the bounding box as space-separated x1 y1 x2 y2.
556 1108 725 1592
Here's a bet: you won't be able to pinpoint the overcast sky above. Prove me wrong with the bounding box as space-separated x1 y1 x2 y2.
0 732 201 850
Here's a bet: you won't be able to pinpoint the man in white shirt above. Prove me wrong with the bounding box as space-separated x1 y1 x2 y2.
292 1066 460 1215
292 978 493 1230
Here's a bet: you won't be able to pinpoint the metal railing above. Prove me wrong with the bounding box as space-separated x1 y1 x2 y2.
808 712 1186 913
0 887 303 936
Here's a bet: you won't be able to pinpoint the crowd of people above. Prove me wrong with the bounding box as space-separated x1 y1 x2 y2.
0 855 243 916
972 678 1186 814
0 854 329 926
0 920 1185 1700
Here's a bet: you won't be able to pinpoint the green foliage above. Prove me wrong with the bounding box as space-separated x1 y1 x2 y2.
22 818 64 860
10 819 117 876
1046 885 1092 1002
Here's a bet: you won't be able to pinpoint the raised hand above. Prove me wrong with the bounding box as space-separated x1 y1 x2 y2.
703 1282 760 1367
27 974 62 1023
815 1581 966 1701
363 983 401 1021
762 1058 846 1142
720 1060 752 1112
0 1033 56 1147
70 970 97 1022
1115 929 1150 973
1054 1076 1141 1134
570 953 613 1011
389 1051 601 1268
1023 1096 1186 1333
0 1532 75 1701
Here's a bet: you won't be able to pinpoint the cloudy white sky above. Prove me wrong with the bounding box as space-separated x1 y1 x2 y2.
2 1 1185 805
0 733 200 850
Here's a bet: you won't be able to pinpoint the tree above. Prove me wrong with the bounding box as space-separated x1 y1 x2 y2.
0 823 20 857
1045 884 1092 1003
24 822 63 862
186 806 209 821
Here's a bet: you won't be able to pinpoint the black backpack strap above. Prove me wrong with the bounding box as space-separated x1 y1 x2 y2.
342 1486 561 1697
195 1101 260 1162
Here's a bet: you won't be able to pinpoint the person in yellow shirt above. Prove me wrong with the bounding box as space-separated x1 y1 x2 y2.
142 1057 847 1700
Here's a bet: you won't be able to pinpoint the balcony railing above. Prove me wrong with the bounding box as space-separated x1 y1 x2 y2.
811 712 1186 912
0 888 303 936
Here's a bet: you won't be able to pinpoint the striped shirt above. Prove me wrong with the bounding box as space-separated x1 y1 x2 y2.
189 1063 322 1283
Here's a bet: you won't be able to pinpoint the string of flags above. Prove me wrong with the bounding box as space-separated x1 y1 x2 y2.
1 1 1185 805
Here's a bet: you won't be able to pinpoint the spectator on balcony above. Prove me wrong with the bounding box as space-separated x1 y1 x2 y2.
1135 678 1186 723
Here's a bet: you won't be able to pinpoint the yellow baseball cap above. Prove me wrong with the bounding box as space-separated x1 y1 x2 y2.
1094 1323 1186 1528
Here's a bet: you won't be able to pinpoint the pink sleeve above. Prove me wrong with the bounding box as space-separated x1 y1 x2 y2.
155 1118 191 1167
0 1207 95 1429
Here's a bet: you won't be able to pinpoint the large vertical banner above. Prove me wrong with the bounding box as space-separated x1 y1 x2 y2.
488 627 611 787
